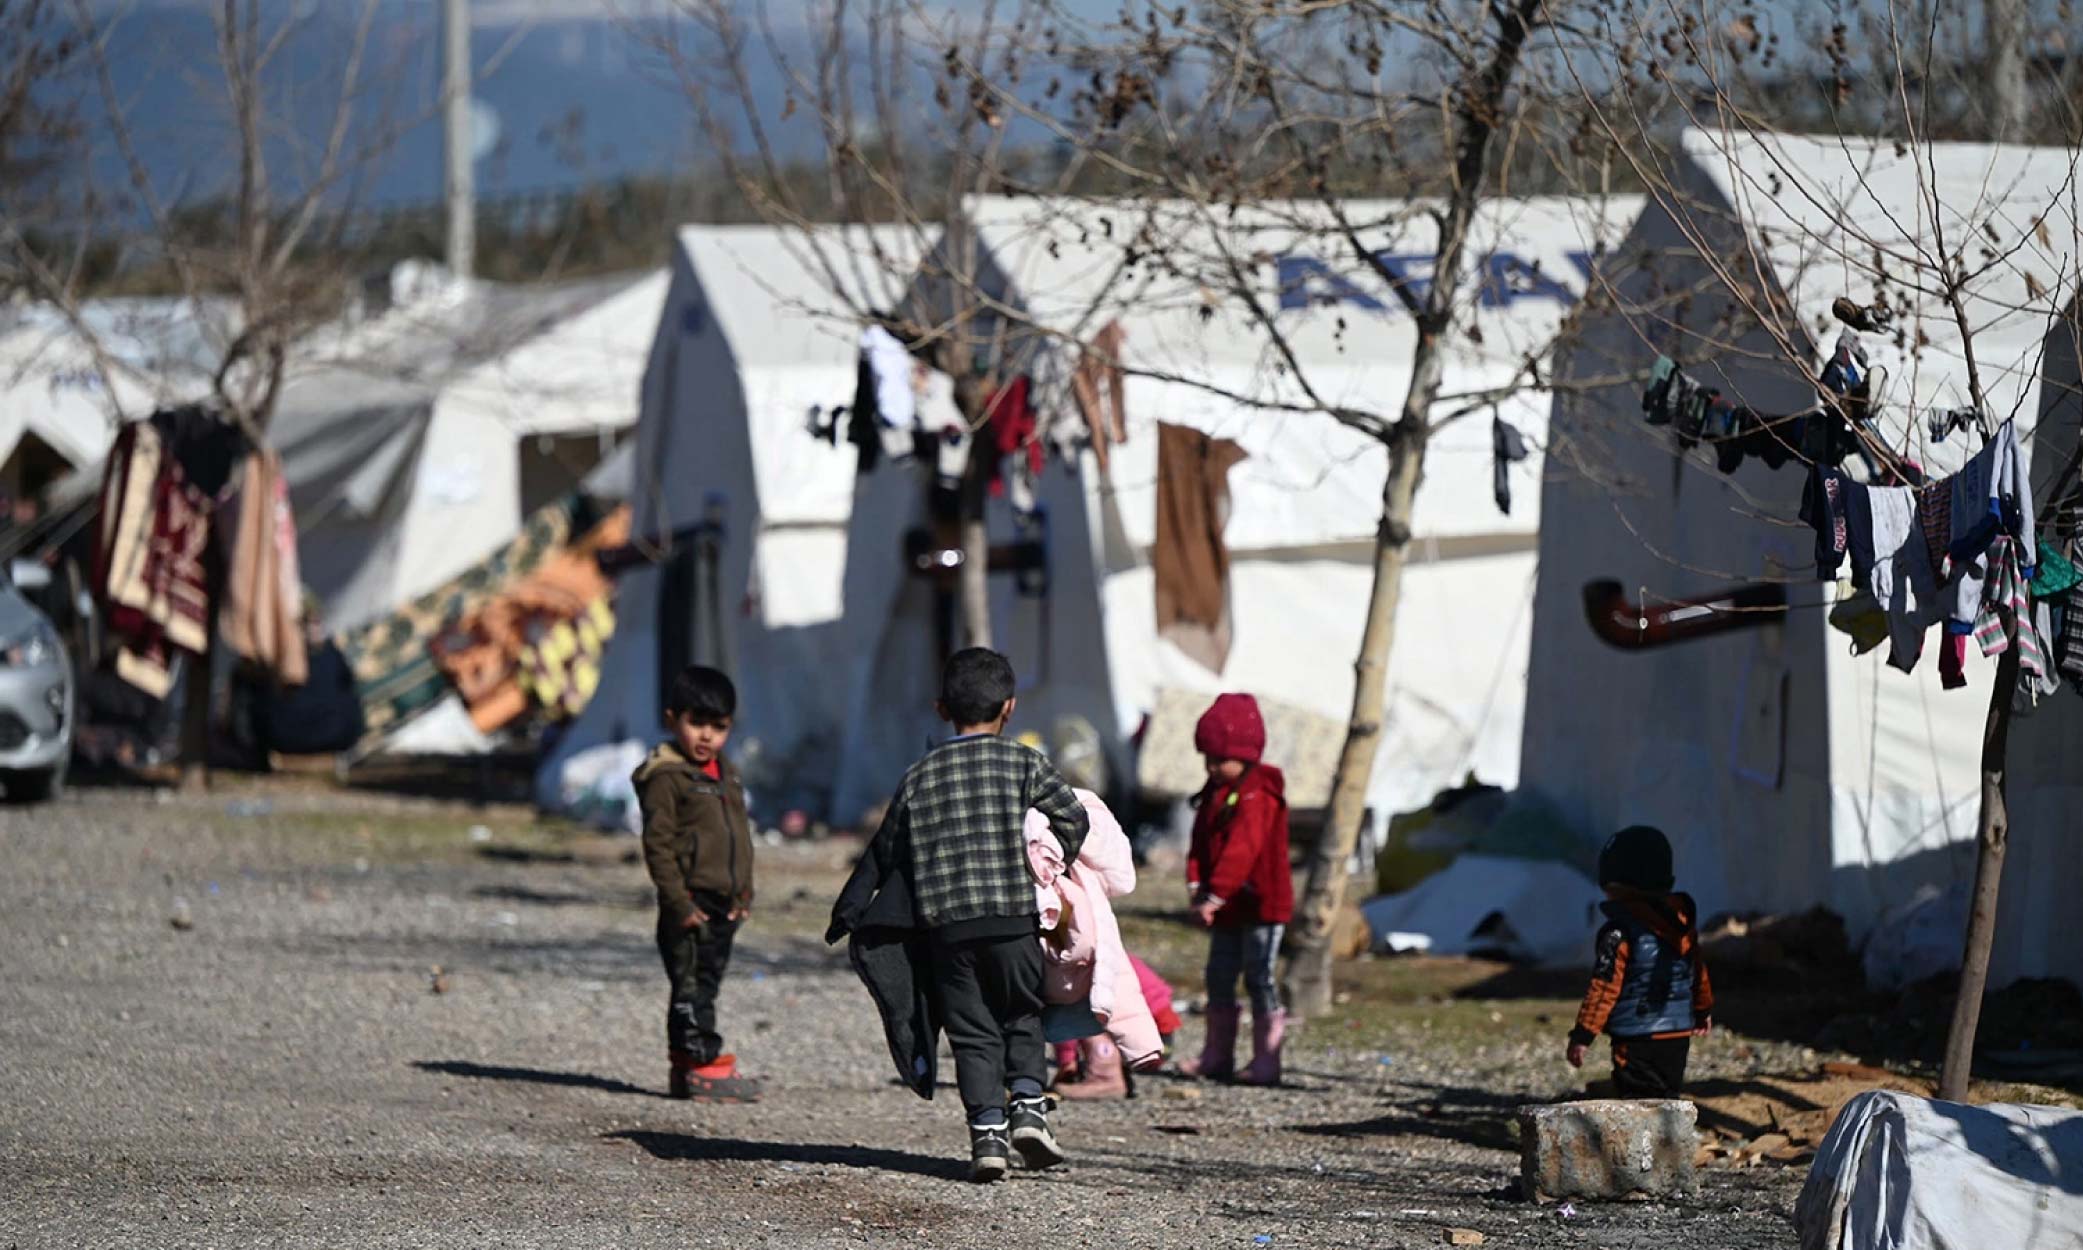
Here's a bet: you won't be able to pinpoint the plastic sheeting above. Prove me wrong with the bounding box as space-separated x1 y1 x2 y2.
1358 855 1603 967
1797 1090 2083 1250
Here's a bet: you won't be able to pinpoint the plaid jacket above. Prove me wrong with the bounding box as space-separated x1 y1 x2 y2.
881 735 1090 929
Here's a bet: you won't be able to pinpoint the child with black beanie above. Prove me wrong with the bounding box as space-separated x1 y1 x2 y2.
1566 825 1714 1097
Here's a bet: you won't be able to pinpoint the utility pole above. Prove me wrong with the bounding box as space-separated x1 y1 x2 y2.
1986 0 2031 140
444 0 475 279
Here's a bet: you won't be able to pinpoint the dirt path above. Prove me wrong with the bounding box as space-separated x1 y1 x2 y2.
0 787 1801 1249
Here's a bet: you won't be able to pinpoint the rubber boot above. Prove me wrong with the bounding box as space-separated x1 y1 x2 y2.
1053 1038 1129 1100
1050 1040 1082 1088
1178 1003 1241 1080
1238 1009 1286 1086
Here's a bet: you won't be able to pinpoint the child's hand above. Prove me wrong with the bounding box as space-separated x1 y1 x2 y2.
681 907 709 930
1191 899 1221 928
1693 1019 1713 1038
1565 1040 1587 1069
727 905 750 922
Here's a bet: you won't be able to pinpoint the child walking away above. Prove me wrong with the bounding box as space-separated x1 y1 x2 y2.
1181 693 1293 1086
1567 825 1714 1097
826 648 1090 1182
636 665 761 1103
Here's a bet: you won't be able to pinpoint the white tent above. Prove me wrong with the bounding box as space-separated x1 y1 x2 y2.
0 300 223 502
274 263 666 634
537 225 919 817
1521 130 2083 984
829 193 1643 828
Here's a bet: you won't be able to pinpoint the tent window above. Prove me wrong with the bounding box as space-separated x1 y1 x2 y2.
521 431 624 516
2 432 70 503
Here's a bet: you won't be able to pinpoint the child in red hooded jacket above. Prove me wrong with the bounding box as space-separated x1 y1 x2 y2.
1179 693 1293 1085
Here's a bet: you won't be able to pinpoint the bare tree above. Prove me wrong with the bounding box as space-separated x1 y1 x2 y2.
0 1 432 789
1549 0 2083 1099
1001 0 1642 1016
656 0 1107 655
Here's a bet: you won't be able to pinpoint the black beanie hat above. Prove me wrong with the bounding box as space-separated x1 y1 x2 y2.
1598 825 1674 892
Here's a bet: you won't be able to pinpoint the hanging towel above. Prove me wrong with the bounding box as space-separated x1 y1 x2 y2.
1949 420 2036 573
221 448 309 688
1154 422 1247 674
1865 485 1943 673
1071 320 1129 471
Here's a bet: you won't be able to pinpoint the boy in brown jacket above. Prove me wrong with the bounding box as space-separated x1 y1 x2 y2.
636 665 759 1101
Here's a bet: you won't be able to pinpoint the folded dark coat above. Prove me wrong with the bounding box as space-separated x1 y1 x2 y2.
829 830 940 1100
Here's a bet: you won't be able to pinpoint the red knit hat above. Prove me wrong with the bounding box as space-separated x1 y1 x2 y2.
1194 693 1266 763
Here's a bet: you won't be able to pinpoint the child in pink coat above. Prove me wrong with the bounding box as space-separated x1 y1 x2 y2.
1026 790 1165 1097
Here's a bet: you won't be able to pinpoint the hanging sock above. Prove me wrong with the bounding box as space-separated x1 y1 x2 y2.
1819 331 1868 398
1939 634 1969 690
1641 356 1677 424
1492 415 1531 515
1927 407 1978 444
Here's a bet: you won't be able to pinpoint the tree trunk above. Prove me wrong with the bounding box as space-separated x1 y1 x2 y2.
1939 630 2020 1102
1282 425 1428 1018
178 639 214 794
1985 0 2032 139
960 516 992 649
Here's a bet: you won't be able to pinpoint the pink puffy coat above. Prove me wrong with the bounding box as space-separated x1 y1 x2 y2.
1027 790 1163 1067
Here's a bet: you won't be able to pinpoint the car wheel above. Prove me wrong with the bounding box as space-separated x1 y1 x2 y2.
3 764 65 804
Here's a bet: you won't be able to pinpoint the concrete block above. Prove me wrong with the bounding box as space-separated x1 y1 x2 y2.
1518 1100 1698 1201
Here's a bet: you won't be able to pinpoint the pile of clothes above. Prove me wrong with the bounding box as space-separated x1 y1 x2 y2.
93 407 306 699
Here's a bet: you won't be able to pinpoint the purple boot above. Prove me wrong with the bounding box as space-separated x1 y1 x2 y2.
1179 1003 1241 1080
1238 1009 1287 1086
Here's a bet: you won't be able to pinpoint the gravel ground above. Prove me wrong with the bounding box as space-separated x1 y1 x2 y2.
0 786 1802 1249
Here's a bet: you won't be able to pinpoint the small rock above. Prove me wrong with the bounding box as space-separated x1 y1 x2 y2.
1443 1230 1485 1247
170 898 194 931
1162 1084 1204 1102
467 825 493 843
429 965 450 995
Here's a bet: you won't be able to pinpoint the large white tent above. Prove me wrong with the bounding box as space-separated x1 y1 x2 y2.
274 263 666 634
537 225 919 817
1521 130 2083 984
829 193 1643 828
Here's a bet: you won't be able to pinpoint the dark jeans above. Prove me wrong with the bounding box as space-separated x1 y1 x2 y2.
1612 1035 1690 1097
1205 923 1284 1014
658 910 739 1063
933 933 1047 1126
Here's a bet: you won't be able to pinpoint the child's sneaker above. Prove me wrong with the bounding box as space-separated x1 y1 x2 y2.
1008 1095 1066 1171
969 1122 1012 1182
668 1053 763 1103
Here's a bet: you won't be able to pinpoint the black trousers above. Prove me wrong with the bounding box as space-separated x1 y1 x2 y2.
1612 1035 1690 1098
933 933 1047 1122
658 911 739 1063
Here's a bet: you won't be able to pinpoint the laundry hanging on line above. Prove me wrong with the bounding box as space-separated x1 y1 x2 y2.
92 407 305 699
1640 356 1874 477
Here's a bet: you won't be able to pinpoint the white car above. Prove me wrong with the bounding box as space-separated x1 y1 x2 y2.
0 563 73 802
